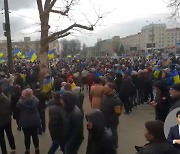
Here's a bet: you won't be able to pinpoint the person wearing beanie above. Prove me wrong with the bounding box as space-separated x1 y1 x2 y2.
169 83 180 112
16 88 41 154
167 111 180 150
149 81 171 122
136 120 179 154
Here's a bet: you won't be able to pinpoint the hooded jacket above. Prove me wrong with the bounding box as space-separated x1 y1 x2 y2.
62 91 84 153
0 93 12 126
16 96 41 128
86 109 116 154
48 100 65 142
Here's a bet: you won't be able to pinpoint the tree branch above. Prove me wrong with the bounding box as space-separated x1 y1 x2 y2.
49 32 71 42
47 0 57 13
37 0 44 14
51 9 69 16
44 0 51 10
50 0 75 16
48 23 93 41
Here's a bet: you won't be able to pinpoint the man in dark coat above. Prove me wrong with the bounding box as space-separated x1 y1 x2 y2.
62 91 84 154
0 87 16 154
101 82 122 150
169 83 180 112
136 120 179 154
167 110 180 150
120 71 134 114
48 92 65 154
86 109 116 154
33 83 47 134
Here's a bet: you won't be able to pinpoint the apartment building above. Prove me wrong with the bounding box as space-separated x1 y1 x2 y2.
120 23 180 53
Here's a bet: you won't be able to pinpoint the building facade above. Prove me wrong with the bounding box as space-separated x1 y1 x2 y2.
0 38 60 55
120 23 180 53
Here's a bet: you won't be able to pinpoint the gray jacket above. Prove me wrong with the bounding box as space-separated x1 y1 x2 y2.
17 96 41 128
0 93 12 126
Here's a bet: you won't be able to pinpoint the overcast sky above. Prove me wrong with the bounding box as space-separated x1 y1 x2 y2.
0 0 178 46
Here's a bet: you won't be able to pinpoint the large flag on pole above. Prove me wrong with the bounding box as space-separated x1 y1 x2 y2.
48 49 55 60
28 50 37 62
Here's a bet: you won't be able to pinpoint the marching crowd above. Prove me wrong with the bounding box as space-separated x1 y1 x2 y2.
1 56 180 154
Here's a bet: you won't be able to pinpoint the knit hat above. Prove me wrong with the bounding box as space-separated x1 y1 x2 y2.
145 120 166 141
171 84 180 92
22 88 33 97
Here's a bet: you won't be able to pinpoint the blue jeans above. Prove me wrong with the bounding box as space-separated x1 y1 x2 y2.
48 141 61 154
110 125 118 149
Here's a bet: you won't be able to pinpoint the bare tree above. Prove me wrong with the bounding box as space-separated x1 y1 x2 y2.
36 0 103 86
168 0 180 19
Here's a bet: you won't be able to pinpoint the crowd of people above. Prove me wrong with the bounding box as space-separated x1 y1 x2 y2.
0 56 180 153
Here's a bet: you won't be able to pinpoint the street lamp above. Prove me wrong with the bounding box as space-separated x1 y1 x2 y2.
146 20 161 56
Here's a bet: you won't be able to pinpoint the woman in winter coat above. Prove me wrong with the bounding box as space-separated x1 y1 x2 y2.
16 88 41 154
90 77 104 109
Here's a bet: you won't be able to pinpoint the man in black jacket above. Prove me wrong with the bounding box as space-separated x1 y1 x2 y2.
0 88 16 154
101 82 122 150
62 91 84 154
169 83 180 112
167 111 180 150
48 92 65 154
136 120 179 154
86 109 116 154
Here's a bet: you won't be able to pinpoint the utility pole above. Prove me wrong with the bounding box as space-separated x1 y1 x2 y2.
4 0 13 73
151 23 154 56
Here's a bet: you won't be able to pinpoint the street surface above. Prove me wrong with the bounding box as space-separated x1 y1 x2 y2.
6 90 154 154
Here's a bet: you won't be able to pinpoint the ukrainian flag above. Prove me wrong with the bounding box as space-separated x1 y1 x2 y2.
0 51 4 58
28 50 37 63
13 48 22 57
172 70 180 84
43 78 52 93
48 49 55 60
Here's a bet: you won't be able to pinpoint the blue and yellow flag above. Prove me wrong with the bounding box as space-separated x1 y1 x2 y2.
43 78 52 93
13 48 22 57
28 50 37 63
172 69 180 84
0 51 4 58
48 49 55 60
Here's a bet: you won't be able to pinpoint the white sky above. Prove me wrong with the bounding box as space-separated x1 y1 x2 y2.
0 0 178 46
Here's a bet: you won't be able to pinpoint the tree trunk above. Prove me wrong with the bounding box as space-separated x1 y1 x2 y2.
39 14 50 89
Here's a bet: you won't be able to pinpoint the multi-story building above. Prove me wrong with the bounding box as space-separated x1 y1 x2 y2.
0 37 60 55
120 23 180 53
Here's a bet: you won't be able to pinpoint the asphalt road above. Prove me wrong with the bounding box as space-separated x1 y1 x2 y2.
6 90 154 154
